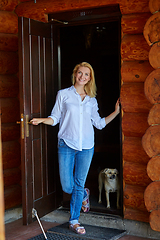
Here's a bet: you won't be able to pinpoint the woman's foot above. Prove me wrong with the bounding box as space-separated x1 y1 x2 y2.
82 188 90 212
69 223 86 234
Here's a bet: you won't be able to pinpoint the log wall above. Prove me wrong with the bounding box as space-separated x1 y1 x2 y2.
0 2 21 210
142 0 160 232
121 4 153 221
1 0 155 226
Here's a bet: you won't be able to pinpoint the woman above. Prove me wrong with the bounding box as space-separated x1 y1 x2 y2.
31 62 120 235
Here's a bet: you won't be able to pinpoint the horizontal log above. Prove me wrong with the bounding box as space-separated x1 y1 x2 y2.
3 168 21 187
123 161 151 187
144 181 160 212
0 33 18 52
121 34 150 61
0 0 18 11
0 51 18 74
1 98 20 123
119 0 150 14
15 0 117 22
147 156 160 181
4 185 22 210
148 104 160 125
0 75 19 98
123 137 150 164
15 0 149 22
150 210 160 232
121 13 152 35
2 141 21 170
1 123 20 142
144 69 160 104
149 42 160 69
149 0 160 13
0 11 18 34
121 61 154 83
143 12 160 46
122 113 149 137
121 83 153 113
124 184 147 211
142 125 160 158
124 207 149 223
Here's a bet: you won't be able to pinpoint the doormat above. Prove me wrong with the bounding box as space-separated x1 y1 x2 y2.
28 222 126 240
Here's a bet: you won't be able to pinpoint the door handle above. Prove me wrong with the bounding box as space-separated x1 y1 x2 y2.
16 113 24 139
16 114 32 139
25 115 32 137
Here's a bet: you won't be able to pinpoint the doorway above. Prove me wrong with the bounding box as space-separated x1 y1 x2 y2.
58 19 122 217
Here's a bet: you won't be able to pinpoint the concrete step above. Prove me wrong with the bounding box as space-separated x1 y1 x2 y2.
41 207 160 240
5 206 160 239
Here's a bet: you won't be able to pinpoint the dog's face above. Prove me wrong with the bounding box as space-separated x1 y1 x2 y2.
102 168 118 180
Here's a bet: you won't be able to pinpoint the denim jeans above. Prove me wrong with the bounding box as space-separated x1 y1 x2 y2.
58 139 94 225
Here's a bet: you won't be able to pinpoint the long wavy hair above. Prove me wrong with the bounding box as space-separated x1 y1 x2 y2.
72 62 97 98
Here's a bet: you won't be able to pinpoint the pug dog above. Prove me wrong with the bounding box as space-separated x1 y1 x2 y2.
98 168 120 209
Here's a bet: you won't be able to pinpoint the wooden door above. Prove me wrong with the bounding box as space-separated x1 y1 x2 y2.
18 17 60 225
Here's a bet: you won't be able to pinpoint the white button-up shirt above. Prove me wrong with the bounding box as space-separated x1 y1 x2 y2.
48 86 106 151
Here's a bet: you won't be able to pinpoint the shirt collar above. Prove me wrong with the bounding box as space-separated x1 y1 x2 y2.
70 85 77 94
70 85 89 97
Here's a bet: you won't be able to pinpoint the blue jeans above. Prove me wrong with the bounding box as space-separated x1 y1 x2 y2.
58 139 94 225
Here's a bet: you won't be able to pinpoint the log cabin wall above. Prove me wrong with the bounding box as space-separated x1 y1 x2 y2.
1 0 156 225
0 1 22 210
142 0 160 232
120 6 154 221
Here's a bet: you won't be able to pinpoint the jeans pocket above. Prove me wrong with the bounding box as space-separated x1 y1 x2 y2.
58 139 66 147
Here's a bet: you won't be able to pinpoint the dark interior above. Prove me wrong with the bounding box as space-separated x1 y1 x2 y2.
59 19 122 217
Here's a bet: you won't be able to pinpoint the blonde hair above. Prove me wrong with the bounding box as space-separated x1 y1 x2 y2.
72 62 97 98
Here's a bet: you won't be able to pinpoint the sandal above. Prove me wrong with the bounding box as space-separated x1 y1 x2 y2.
69 223 86 235
82 188 90 213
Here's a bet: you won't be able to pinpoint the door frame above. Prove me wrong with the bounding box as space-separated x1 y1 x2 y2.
0 102 5 239
50 5 123 216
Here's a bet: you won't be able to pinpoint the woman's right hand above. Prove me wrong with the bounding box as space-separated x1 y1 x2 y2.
30 118 44 125
30 117 54 126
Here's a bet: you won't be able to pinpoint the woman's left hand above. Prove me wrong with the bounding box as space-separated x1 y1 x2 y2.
115 98 120 114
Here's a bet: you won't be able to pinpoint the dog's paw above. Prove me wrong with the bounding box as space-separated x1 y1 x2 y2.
106 205 110 209
98 200 102 204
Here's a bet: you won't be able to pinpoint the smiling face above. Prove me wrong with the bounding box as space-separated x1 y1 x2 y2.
74 66 91 87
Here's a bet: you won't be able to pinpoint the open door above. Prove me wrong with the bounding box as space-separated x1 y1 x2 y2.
18 17 60 225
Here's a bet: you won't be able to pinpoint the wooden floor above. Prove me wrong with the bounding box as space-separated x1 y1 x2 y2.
5 218 154 240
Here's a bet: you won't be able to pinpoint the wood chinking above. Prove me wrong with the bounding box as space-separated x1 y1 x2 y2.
0 0 158 227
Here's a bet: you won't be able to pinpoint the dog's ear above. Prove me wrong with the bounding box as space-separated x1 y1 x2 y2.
102 168 109 173
114 169 119 174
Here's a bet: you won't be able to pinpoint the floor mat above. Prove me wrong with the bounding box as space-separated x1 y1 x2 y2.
28 222 126 240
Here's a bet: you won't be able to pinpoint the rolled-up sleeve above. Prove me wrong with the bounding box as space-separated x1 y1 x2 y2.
48 91 62 126
91 98 106 130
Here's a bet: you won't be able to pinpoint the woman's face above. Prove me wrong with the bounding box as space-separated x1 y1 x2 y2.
74 66 91 87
